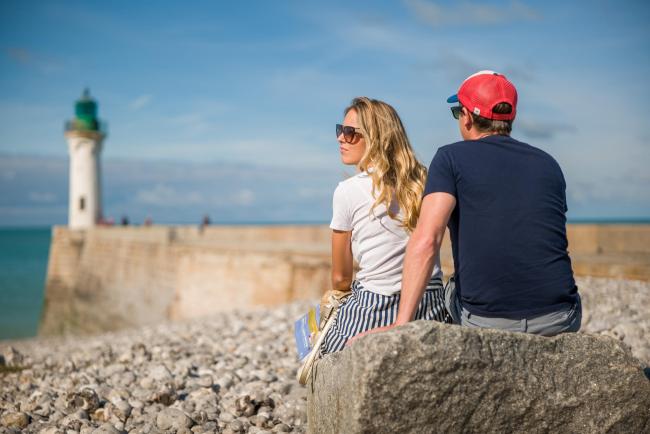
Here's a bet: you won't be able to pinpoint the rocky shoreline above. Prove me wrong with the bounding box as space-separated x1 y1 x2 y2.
1 276 648 434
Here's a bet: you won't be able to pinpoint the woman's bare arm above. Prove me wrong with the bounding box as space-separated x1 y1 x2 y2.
331 229 353 291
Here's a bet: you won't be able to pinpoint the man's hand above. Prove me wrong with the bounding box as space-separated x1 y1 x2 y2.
345 324 396 347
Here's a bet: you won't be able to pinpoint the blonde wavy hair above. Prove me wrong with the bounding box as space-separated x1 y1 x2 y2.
345 97 427 232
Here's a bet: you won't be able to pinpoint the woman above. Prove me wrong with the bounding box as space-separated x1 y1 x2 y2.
321 97 451 355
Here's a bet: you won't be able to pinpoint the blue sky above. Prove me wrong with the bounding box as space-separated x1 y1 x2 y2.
1 0 649 225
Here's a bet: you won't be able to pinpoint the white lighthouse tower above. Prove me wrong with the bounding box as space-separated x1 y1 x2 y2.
65 89 107 229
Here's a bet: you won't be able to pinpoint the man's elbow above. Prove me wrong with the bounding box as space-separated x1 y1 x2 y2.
409 232 437 258
408 231 444 257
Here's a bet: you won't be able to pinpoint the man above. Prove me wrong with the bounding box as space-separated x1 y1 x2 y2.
361 70 580 338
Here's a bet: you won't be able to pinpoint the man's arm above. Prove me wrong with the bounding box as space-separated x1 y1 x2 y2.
346 192 455 344
394 192 456 325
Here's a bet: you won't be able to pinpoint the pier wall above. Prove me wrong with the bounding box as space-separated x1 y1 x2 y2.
40 224 650 336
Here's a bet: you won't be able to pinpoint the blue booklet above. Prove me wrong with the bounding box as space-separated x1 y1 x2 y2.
294 305 320 360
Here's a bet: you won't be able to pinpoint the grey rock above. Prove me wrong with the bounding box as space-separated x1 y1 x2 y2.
109 400 132 421
579 277 650 364
91 422 126 434
66 388 100 413
180 400 196 414
148 364 173 382
129 399 145 409
49 411 65 423
309 321 650 434
201 421 218 431
91 407 110 423
60 409 89 430
33 402 53 417
139 377 154 389
1 347 24 367
191 410 209 424
250 412 270 427
227 419 244 432
102 363 126 377
272 423 291 432
106 388 129 404
0 412 29 429
234 395 257 417
156 408 194 430
273 405 295 426
18 381 32 393
197 374 213 388
218 412 235 423
150 388 177 406
117 371 136 386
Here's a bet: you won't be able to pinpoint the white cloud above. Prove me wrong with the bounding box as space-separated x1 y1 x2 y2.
28 191 57 203
5 47 64 74
516 119 577 140
230 189 255 206
127 137 338 170
169 112 213 135
297 187 331 199
164 101 229 137
404 0 541 28
135 184 204 206
129 94 152 110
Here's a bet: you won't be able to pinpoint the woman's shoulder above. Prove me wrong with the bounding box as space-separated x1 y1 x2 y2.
335 172 371 194
339 171 371 185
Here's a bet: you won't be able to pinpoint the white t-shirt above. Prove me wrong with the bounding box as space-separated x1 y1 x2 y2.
330 171 442 296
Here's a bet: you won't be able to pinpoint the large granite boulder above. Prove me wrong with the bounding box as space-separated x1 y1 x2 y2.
308 321 650 434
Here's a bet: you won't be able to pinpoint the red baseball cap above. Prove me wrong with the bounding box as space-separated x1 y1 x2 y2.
447 70 518 121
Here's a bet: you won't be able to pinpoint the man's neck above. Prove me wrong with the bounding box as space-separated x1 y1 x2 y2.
465 130 509 141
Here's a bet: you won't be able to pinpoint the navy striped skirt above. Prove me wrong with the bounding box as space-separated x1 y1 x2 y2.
320 277 452 355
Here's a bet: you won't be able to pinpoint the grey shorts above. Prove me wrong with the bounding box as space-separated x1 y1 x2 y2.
444 276 581 337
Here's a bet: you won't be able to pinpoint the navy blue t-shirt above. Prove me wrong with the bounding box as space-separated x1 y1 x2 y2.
424 135 577 318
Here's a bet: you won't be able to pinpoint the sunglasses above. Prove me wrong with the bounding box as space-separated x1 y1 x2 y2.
336 124 362 142
450 105 463 120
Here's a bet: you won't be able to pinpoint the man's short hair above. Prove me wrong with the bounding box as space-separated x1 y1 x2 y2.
470 102 513 135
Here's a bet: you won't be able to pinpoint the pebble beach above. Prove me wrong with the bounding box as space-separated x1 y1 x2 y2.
1 276 648 434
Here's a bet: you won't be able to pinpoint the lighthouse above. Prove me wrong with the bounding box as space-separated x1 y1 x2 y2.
65 89 107 229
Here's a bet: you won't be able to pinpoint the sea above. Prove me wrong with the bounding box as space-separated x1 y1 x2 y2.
0 227 51 340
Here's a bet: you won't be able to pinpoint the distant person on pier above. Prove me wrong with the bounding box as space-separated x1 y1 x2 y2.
360 71 581 339
121 215 129 226
318 97 451 356
199 214 211 233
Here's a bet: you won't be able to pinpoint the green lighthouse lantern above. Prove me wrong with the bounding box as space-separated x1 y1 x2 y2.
65 88 107 137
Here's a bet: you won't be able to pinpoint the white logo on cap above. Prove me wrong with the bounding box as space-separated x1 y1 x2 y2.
473 107 481 115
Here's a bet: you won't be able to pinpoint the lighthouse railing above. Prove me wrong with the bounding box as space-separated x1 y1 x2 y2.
64 119 108 135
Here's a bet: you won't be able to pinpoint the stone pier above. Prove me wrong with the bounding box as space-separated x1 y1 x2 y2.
40 224 650 336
